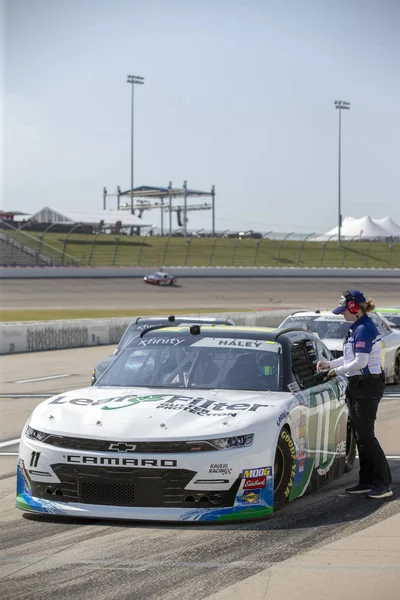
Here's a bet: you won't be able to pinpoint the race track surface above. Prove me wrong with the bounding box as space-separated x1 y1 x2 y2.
0 347 399 600
2 277 400 310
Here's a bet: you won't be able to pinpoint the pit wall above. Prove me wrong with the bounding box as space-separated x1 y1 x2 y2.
0 310 295 355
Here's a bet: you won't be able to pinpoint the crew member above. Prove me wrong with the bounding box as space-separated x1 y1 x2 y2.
317 289 392 499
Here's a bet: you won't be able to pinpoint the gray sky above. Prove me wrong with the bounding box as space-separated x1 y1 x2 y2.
2 0 400 233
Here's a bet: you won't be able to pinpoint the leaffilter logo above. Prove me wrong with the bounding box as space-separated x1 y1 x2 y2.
101 394 168 411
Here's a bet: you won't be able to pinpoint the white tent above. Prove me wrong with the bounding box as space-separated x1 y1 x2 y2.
30 207 152 228
313 216 396 241
372 217 400 237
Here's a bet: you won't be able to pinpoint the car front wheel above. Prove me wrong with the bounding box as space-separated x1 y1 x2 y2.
394 350 400 385
274 429 296 511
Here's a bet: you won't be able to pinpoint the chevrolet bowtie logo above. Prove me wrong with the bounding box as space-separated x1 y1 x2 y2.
108 442 137 452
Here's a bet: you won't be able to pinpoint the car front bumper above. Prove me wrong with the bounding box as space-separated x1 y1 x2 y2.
16 437 275 522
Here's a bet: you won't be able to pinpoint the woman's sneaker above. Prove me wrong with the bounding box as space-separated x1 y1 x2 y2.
346 484 373 494
366 485 393 499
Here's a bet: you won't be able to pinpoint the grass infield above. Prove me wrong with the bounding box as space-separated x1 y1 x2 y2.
6 231 400 268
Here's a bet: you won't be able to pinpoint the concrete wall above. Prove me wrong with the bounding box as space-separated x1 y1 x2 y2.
1 266 399 279
0 310 295 355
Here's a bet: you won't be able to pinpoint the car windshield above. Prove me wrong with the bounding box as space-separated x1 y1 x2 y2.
283 316 350 339
97 334 282 391
381 314 400 327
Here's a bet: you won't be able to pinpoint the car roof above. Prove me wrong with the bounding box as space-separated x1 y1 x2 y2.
140 324 312 343
285 310 339 318
134 315 233 325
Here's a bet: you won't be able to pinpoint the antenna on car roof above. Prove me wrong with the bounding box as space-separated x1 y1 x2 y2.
168 315 175 322
190 325 201 335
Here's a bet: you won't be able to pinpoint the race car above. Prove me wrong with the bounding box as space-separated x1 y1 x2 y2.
91 315 235 384
16 324 356 522
279 311 400 384
376 308 400 330
143 270 175 286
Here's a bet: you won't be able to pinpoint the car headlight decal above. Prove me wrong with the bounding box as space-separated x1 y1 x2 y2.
206 434 254 450
25 426 51 443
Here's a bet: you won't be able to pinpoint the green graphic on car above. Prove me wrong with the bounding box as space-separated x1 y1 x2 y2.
101 394 170 411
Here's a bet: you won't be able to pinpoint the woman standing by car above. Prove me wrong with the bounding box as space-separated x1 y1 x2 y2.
317 289 393 499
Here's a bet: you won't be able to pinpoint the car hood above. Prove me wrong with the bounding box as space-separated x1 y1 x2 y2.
323 338 344 352
29 387 290 440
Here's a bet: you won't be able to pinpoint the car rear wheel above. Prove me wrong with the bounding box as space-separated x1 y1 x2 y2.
394 351 400 385
274 429 296 511
345 418 356 473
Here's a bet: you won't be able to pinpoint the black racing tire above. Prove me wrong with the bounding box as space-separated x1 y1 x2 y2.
393 350 400 385
345 418 357 473
274 429 296 511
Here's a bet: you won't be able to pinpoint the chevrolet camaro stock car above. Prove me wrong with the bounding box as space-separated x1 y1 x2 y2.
143 271 175 286
91 315 235 384
17 324 356 522
279 311 400 384
376 308 400 330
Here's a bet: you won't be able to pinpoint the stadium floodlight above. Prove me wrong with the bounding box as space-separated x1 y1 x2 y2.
127 74 145 215
334 100 351 243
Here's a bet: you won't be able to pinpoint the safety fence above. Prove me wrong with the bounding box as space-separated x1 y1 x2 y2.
1 222 399 268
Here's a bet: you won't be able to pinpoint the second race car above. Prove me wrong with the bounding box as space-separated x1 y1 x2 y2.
143 270 176 286
279 310 400 384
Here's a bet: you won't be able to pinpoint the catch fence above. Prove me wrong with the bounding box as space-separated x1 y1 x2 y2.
1 222 399 268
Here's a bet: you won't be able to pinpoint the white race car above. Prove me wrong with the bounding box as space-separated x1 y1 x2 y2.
279 311 400 384
143 270 175 286
17 325 355 522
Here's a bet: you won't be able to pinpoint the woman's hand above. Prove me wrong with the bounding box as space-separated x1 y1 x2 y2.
328 369 336 378
317 361 330 372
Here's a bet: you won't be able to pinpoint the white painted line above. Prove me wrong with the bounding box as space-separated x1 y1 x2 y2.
0 452 18 456
0 438 20 448
14 374 72 384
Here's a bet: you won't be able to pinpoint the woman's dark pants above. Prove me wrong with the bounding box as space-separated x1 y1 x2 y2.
346 375 392 486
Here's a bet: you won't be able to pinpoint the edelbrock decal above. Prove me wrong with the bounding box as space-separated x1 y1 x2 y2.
49 393 270 416
243 476 266 489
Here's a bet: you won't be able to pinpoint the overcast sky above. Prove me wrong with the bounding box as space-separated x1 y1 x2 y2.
2 0 399 233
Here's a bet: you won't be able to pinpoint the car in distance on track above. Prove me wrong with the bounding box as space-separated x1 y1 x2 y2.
17 324 356 522
278 311 400 384
376 308 400 330
143 270 176 286
91 315 235 384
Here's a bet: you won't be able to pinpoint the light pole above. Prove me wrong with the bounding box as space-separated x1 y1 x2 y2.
127 74 145 214
334 100 351 243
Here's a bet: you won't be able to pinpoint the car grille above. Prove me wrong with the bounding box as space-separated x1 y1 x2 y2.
40 435 217 453
29 465 240 509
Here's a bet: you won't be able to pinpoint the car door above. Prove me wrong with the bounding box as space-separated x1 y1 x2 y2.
290 336 347 479
370 313 397 379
